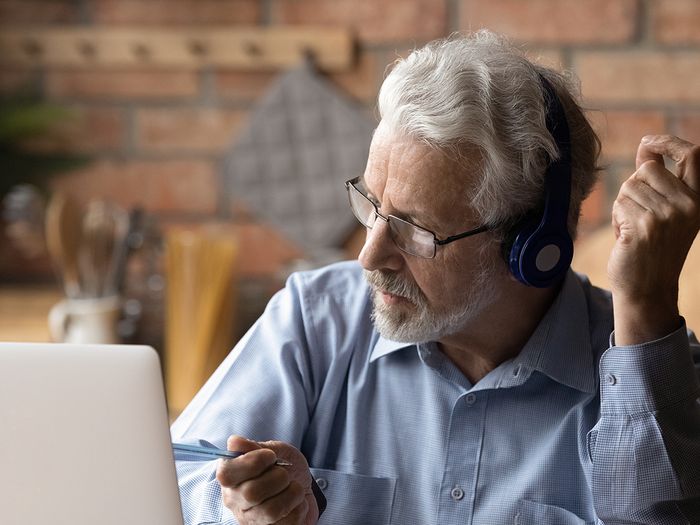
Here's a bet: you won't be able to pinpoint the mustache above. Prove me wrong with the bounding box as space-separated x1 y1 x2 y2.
363 269 426 305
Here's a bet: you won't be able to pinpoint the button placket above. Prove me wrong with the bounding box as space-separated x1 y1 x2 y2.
436 391 488 522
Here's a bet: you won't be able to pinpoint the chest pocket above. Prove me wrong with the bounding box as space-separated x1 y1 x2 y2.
310 468 396 525
515 499 596 525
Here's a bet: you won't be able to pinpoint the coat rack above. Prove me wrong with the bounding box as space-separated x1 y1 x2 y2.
0 27 353 70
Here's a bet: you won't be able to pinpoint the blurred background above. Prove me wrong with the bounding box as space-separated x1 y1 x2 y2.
1 0 699 415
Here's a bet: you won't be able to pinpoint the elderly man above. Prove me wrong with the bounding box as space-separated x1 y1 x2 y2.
172 31 700 525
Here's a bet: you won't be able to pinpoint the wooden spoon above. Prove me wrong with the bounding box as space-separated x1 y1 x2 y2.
44 192 83 298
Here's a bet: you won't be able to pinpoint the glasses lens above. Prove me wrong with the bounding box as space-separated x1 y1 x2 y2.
347 183 377 228
345 179 436 259
390 217 436 258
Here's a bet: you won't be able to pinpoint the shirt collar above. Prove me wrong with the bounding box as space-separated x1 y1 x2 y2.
367 270 596 394
496 270 596 394
369 335 413 363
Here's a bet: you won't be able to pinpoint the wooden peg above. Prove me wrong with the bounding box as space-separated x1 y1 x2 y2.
77 39 97 60
242 40 262 57
187 39 208 58
131 42 151 61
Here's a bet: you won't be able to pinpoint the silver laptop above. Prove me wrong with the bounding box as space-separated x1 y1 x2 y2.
0 342 184 525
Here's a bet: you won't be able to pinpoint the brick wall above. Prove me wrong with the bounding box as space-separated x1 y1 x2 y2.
2 0 700 280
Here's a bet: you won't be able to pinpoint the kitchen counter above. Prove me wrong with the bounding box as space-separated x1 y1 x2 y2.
0 284 62 342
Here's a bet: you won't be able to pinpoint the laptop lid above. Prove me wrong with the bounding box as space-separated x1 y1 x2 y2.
0 343 184 525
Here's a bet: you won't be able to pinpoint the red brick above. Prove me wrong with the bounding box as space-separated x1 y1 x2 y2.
676 114 700 144
0 0 80 24
214 71 276 101
21 106 125 154
135 108 247 153
460 0 638 44
329 50 380 103
272 0 447 44
49 159 218 214
588 110 667 161
92 0 260 25
575 51 700 104
523 48 565 71
46 70 200 101
651 0 700 44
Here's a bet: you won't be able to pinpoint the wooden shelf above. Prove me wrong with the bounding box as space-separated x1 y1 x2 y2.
0 26 354 70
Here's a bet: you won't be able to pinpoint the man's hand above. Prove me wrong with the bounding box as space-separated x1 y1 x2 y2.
216 435 320 525
608 135 700 346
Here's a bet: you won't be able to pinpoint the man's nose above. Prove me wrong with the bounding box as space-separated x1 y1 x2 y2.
358 217 404 273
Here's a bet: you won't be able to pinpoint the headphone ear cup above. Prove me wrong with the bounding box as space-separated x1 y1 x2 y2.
507 217 573 288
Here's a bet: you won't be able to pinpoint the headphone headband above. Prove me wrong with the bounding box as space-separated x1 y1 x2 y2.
506 73 574 288
539 75 572 225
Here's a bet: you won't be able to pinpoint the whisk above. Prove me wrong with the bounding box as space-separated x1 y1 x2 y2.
79 200 129 298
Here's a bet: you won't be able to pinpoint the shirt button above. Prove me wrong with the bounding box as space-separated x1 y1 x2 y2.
450 486 465 501
315 478 328 491
605 373 617 385
465 393 477 406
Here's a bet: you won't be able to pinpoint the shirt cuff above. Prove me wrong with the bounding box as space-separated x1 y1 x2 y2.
600 321 700 414
311 476 327 517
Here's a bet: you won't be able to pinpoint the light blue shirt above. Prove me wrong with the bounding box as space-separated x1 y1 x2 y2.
171 261 700 524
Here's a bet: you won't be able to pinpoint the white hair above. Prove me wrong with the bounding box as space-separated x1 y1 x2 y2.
377 30 601 239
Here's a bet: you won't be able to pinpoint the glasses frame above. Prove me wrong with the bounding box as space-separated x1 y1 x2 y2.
344 176 491 259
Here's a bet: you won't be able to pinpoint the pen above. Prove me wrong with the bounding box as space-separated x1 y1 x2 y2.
172 440 293 467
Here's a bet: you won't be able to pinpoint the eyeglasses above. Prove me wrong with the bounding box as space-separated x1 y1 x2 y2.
344 176 491 258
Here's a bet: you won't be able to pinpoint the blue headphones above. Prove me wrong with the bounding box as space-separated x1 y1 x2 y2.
507 75 573 288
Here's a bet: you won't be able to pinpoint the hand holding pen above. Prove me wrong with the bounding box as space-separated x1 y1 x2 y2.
172 439 293 466
214 435 320 525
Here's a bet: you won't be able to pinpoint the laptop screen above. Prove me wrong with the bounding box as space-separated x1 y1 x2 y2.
0 343 184 525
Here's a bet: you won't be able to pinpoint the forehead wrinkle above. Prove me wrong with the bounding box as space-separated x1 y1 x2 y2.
383 139 444 214
364 129 479 235
389 143 476 232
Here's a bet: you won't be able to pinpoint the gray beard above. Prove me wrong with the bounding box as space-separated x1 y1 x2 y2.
363 262 500 343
